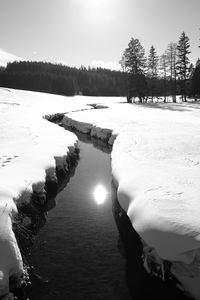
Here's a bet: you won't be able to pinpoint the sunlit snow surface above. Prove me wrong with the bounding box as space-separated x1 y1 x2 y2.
0 88 120 297
2 88 200 298
63 99 200 299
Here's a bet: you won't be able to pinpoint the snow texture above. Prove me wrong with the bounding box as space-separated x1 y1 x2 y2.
0 88 120 297
63 101 200 299
2 87 200 298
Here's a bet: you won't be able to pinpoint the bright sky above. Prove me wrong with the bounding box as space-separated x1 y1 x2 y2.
0 0 199 69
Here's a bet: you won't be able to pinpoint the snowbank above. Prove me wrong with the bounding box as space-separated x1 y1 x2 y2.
0 88 121 297
63 102 200 299
2 87 200 298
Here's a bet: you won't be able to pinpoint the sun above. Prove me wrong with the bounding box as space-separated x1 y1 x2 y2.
73 0 116 26
76 0 115 12
87 0 110 5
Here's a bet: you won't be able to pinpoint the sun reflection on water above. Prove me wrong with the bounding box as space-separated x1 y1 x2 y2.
93 184 107 205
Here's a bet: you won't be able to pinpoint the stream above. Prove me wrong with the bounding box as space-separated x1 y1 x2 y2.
17 129 189 300
27 133 132 300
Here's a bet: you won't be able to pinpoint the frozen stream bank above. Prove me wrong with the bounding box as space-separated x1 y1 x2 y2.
0 88 120 298
27 134 132 300
1 88 200 298
26 130 187 300
62 104 200 299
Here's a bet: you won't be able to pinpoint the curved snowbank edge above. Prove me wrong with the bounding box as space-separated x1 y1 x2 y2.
62 114 199 299
0 125 79 298
62 115 117 145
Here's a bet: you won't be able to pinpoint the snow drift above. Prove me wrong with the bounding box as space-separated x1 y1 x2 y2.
63 102 200 299
0 88 121 297
0 89 81 297
2 87 200 298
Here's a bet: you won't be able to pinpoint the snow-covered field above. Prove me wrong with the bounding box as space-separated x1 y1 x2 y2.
1 87 200 298
63 101 200 299
0 88 121 299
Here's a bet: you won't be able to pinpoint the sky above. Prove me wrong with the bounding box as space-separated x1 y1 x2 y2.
0 0 199 70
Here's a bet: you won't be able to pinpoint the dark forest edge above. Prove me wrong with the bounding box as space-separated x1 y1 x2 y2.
0 61 127 97
0 32 200 102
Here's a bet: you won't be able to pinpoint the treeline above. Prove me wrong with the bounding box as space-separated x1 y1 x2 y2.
0 61 127 97
0 32 199 101
120 32 200 102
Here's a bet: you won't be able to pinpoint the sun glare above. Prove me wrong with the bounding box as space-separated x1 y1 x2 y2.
74 0 116 26
87 0 111 5
93 184 107 205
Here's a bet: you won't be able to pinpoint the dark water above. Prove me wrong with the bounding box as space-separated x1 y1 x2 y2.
28 136 132 300
23 132 189 300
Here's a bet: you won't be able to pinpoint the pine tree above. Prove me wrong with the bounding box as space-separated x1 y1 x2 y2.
159 52 168 102
147 45 159 78
120 38 147 102
176 32 191 101
120 38 146 75
166 42 177 102
147 45 159 101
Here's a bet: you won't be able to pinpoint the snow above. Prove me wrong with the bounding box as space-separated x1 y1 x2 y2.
2 87 200 298
0 88 121 297
63 101 200 299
